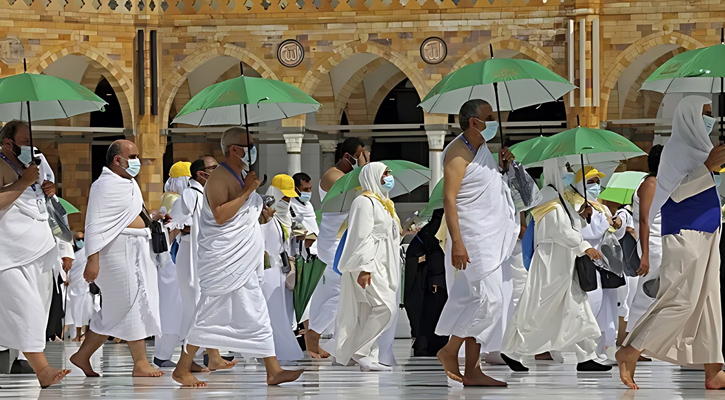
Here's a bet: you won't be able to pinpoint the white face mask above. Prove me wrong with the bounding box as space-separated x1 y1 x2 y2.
561 172 575 187
298 191 312 203
120 157 141 178
236 145 257 171
703 115 716 134
586 182 601 200
474 118 499 142
11 142 35 167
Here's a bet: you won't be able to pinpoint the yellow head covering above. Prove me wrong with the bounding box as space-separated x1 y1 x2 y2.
574 166 605 183
169 161 192 178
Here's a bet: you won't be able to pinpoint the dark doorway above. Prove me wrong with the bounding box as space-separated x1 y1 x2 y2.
90 77 125 182
374 79 424 125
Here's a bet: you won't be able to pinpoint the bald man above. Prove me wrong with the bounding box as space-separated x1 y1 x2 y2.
172 128 302 387
70 140 163 378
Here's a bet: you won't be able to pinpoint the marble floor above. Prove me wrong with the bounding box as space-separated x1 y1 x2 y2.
0 340 722 399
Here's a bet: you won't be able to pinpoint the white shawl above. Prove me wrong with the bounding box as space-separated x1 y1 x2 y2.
290 198 319 236
85 167 144 256
168 179 204 286
650 95 713 223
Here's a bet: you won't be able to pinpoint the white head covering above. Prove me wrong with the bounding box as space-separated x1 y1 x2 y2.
359 162 388 198
542 158 579 222
265 185 292 229
164 176 190 195
650 95 713 223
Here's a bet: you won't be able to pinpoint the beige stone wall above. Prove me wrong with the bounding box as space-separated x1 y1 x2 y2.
3 0 723 209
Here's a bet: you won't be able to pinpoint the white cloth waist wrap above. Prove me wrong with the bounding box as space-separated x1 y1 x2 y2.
0 184 55 271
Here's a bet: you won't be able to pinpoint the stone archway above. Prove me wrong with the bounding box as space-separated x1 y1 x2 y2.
453 37 559 72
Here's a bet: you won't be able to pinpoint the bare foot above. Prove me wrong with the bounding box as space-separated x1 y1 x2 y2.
318 347 331 358
267 369 304 385
462 367 507 387
535 352 553 361
71 338 81 343
615 346 639 389
208 356 238 371
706 371 725 390
172 368 208 388
191 361 210 373
132 360 165 377
37 366 70 388
305 331 330 358
70 353 100 377
436 347 463 383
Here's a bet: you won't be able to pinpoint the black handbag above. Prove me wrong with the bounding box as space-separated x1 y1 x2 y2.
600 268 626 289
620 231 640 277
554 188 600 292
140 206 168 254
643 278 659 298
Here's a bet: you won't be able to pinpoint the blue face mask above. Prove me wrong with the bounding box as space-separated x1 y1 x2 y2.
703 115 716 134
75 239 84 250
475 119 499 142
561 172 575 187
714 174 722 190
586 182 601 200
298 191 312 203
121 157 141 178
381 175 395 192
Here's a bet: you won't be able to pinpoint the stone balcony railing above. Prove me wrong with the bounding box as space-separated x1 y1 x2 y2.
4 0 556 15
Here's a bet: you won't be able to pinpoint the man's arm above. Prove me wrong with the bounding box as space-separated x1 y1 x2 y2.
443 145 471 270
320 169 344 192
207 171 260 225
0 164 38 210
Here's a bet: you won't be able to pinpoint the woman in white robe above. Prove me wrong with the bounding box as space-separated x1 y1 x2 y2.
502 159 610 371
334 162 401 371
261 178 304 362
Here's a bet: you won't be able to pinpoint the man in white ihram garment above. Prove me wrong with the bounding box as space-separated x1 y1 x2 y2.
306 137 368 358
66 231 93 342
333 162 400 371
153 161 190 367
502 159 611 371
172 128 303 387
435 99 518 386
618 95 725 390
168 156 226 372
69 139 163 378
261 174 304 362
0 120 70 387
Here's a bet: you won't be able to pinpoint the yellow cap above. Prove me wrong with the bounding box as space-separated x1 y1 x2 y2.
271 174 299 198
574 166 605 183
169 161 192 178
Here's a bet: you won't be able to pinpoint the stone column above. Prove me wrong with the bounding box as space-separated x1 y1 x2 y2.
57 142 92 231
426 130 446 194
319 139 338 173
283 133 305 175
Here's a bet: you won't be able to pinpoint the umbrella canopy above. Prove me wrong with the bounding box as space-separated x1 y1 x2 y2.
321 160 431 213
57 197 81 215
518 127 646 168
0 73 107 121
598 171 648 205
419 178 444 219
293 257 325 323
172 76 321 126
641 43 725 94
419 58 576 115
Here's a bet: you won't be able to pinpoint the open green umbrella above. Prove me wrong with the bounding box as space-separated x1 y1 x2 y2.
419 178 444 220
597 171 648 205
641 30 725 140
321 160 431 213
0 60 107 163
519 126 646 168
57 197 81 215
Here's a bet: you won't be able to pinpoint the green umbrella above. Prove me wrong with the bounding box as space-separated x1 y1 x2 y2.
293 255 325 323
321 160 431 213
597 171 648 205
519 126 646 168
419 178 444 220
57 197 81 215
0 60 107 162
641 34 725 141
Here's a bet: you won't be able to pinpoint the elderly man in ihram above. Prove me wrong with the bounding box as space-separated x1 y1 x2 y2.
172 127 303 387
70 140 163 378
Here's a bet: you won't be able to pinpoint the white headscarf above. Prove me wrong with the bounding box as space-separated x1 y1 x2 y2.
359 162 387 198
542 158 579 222
164 176 190 195
265 185 293 230
650 95 713 223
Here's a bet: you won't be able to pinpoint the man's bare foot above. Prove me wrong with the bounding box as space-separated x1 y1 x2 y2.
191 361 210 373
436 347 463 383
462 367 507 387
208 357 238 371
615 346 639 389
132 360 164 377
305 331 330 358
706 370 725 390
37 366 70 388
70 353 100 377
535 352 554 360
172 368 208 388
267 369 304 385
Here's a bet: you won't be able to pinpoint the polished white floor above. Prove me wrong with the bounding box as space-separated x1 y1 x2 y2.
0 340 721 399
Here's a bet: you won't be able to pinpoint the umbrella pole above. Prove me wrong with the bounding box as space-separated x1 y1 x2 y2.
240 62 267 185
22 59 39 166
580 152 591 223
489 44 505 146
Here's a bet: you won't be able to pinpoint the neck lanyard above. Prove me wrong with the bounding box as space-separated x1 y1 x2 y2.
220 162 245 189
0 152 35 192
460 135 476 155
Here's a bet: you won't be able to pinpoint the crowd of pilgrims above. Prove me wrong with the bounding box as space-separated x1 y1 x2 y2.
2 94 725 390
